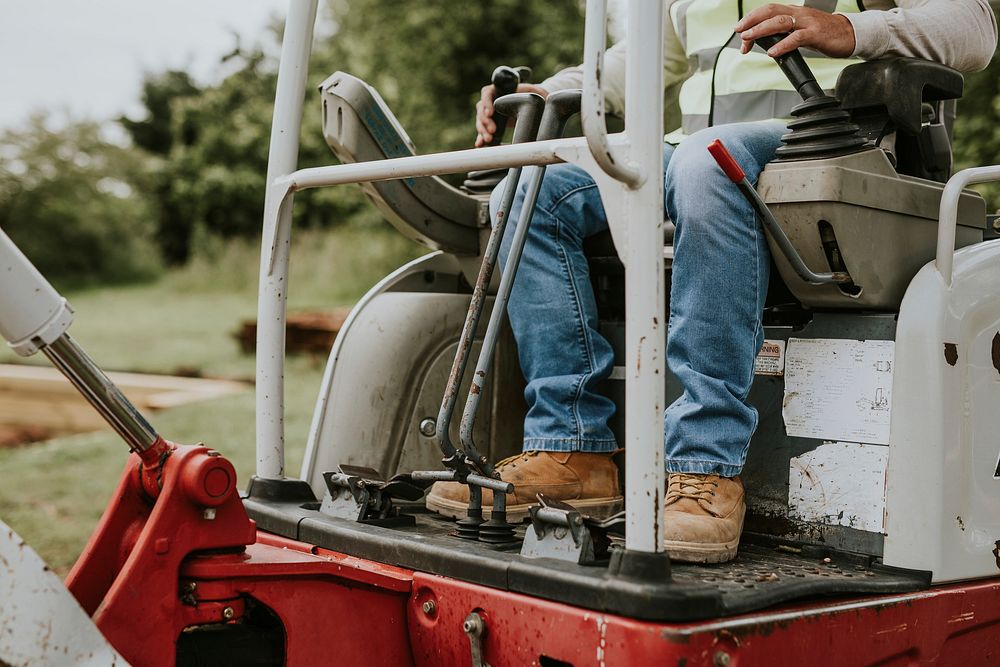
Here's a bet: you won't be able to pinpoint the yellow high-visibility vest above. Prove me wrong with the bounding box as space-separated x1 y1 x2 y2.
667 0 863 141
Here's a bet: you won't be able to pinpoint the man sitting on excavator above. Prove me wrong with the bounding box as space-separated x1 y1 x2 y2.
428 0 997 563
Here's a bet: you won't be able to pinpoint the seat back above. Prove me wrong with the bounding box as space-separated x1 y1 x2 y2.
320 72 485 255
836 57 964 183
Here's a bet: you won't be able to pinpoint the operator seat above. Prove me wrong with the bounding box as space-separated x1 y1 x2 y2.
320 72 486 257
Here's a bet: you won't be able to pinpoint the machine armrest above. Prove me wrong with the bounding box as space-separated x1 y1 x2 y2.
835 58 963 136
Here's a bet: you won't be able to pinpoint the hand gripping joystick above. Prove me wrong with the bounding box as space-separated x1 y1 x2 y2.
752 33 868 160
487 65 533 147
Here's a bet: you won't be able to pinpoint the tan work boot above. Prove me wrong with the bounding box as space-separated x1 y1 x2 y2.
662 473 745 564
425 451 623 522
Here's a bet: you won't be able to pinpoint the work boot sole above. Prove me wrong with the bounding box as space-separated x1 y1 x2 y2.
662 537 740 564
426 495 624 523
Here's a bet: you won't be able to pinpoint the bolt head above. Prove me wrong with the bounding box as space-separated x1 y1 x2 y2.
419 418 437 437
422 600 437 615
222 606 234 620
713 651 731 667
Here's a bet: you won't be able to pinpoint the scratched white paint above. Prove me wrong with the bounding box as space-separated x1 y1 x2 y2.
0 519 127 666
788 441 888 533
595 614 608 667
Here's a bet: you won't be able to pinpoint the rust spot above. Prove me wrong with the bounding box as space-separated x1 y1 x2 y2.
943 342 958 366
470 383 480 395
992 541 1000 569
957 515 966 531
992 333 1000 374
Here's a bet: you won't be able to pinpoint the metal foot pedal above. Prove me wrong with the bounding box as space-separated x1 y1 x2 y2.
319 465 425 526
520 495 623 564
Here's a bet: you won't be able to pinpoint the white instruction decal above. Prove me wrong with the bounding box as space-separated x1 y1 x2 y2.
782 338 894 445
754 340 786 376
788 441 888 533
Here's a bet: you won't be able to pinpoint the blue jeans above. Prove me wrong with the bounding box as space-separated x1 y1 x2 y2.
492 122 786 476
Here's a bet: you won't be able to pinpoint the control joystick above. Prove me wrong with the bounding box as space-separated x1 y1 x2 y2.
753 34 868 160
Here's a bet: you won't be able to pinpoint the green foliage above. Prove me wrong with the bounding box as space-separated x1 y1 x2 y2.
113 0 587 263
316 0 586 153
953 53 1000 210
0 116 162 288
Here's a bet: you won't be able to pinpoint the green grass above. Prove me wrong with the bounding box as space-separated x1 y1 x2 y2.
0 225 423 572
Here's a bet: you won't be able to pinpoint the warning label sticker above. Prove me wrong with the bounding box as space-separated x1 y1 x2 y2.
754 340 786 376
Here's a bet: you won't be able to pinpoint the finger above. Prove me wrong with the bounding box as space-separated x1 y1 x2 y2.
738 13 798 43
480 85 495 117
734 3 794 32
764 28 809 57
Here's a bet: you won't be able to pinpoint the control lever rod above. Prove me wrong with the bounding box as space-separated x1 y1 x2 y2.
487 65 533 146
435 93 545 472
752 33 824 101
708 139 851 285
458 89 585 475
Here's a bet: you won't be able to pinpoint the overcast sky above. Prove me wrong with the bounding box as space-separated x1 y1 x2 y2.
0 0 292 131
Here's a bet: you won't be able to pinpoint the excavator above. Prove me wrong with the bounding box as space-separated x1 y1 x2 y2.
2 0 1000 664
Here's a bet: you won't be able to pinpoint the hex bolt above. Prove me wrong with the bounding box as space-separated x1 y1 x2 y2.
184 581 197 594
203 508 217 520
222 607 235 620
714 651 731 667
419 418 437 437
422 600 437 616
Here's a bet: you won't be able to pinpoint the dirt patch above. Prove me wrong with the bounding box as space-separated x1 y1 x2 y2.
0 364 248 447
0 424 56 448
237 309 350 356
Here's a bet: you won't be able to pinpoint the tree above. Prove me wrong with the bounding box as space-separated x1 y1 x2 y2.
953 54 1000 210
119 1 588 262
0 116 161 288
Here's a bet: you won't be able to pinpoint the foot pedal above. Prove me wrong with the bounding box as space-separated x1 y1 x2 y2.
319 465 425 526
520 495 623 564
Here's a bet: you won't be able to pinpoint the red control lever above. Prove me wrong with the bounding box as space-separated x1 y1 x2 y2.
707 139 746 183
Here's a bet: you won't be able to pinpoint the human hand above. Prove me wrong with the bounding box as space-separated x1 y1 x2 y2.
475 83 549 147
734 4 856 59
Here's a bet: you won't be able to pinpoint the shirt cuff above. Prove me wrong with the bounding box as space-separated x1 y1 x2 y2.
841 11 891 60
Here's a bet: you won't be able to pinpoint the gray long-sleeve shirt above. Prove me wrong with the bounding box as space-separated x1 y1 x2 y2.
539 0 997 118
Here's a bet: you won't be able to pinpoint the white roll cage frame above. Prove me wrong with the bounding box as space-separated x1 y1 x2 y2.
254 0 666 552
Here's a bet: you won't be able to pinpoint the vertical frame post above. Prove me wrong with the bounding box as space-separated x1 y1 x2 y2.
256 0 319 479
622 0 665 552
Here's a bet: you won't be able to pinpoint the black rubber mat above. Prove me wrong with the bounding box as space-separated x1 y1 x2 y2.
244 481 929 623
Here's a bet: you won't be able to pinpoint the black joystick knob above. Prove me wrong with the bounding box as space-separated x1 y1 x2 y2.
488 65 533 146
752 33 868 161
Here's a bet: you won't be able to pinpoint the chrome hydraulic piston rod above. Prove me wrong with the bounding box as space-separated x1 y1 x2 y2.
0 228 160 457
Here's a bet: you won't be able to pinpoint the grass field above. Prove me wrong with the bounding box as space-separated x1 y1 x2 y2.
0 226 423 572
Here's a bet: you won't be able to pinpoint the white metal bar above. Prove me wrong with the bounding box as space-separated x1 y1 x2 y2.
284 137 589 191
582 0 642 188
622 0 666 552
935 165 1000 287
264 136 614 273
255 0 319 479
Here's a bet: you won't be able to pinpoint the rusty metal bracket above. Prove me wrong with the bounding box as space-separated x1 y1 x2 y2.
520 495 622 564
463 611 490 667
320 465 424 526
